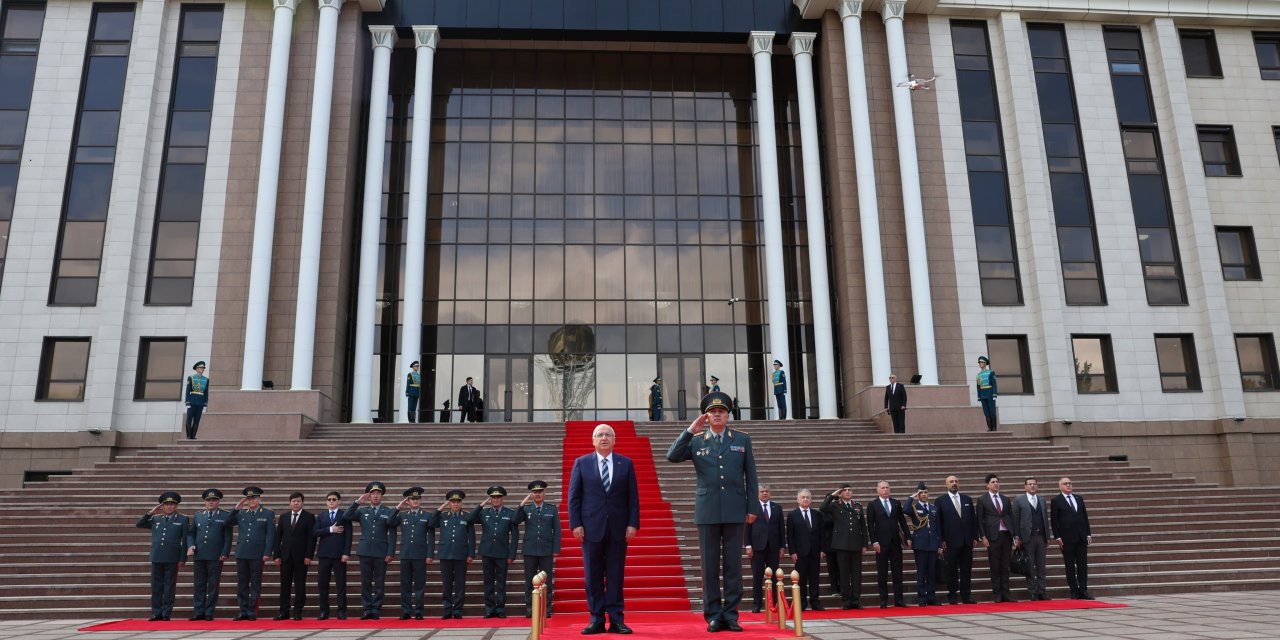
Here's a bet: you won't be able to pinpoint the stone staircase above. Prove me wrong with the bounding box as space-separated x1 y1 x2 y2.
0 420 1276 619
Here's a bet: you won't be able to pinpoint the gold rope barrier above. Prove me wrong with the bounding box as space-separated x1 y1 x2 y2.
790 570 804 637
775 568 787 631
763 567 774 625
529 571 548 640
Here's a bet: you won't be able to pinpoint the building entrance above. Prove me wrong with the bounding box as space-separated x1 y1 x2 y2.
485 355 533 422
658 355 705 421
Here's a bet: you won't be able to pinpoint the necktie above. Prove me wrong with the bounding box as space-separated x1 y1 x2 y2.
331 510 337 524
292 513 298 527
600 457 611 493
952 493 961 514
883 499 891 515
995 495 1002 512
804 509 811 528
762 502 769 520
1068 495 1076 511
714 433 723 446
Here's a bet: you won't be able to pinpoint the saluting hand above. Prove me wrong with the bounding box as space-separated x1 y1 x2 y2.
235 497 247 510
689 413 709 435
149 504 164 515
521 493 532 506
358 493 371 505
397 498 409 510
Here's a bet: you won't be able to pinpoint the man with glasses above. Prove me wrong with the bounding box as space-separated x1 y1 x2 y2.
392 487 433 620
1050 477 1094 600
313 491 352 620
516 480 561 619
569 424 640 635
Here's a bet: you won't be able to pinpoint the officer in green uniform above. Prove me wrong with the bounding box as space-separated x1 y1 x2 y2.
392 486 434 620
137 491 189 621
515 480 561 618
405 362 423 423
185 361 209 439
186 488 232 620
648 377 663 421
772 360 788 420
228 486 275 621
667 391 761 632
976 356 999 432
470 486 519 618
432 489 475 618
344 481 397 619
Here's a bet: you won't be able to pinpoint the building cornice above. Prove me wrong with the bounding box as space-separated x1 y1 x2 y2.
795 0 1280 24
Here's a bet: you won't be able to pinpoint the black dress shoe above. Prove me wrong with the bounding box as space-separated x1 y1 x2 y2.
1005 597 1018 603
879 603 888 609
484 612 497 619
1081 593 1096 600
361 613 373 620
245 616 257 621
497 613 507 619
442 614 453 620
292 614 302 621
336 611 347 620
811 604 826 611
233 614 248 621
452 613 462 619
963 599 978 604
582 621 607 635
707 619 723 632
317 613 329 620
370 614 380 620
752 605 762 613
148 614 161 621
161 616 170 621
724 620 744 632
273 614 289 621
400 613 412 620
188 615 204 621
895 600 907 608
415 614 424 620
608 622 634 634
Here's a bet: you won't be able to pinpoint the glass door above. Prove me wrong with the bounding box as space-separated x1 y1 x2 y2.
486 356 532 422
658 355 705 421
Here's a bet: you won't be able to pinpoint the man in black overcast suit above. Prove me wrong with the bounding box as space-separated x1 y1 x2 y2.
745 484 784 613
866 481 910 608
1050 476 1094 600
884 374 908 434
784 489 825 611
935 475 979 604
313 491 353 620
975 474 1016 602
273 492 317 620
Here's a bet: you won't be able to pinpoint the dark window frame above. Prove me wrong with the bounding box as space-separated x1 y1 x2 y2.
1215 226 1261 281
134 337 187 401
1273 125 1280 165
1179 28 1223 78
1235 333 1280 391
36 337 91 401
1071 334 1119 394
985 334 1034 395
1254 31 1280 80
1196 125 1242 177
1154 333 1202 393
0 0 47 291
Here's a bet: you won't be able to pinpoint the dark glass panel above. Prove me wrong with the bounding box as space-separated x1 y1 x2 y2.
0 163 16 219
1057 227 1096 262
1137 227 1175 263
951 23 989 56
980 278 1020 305
151 259 195 278
57 258 100 277
1028 26 1065 58
975 226 1015 262
962 121 1001 156
1042 123 1080 158
0 110 25 146
3 4 46 39
148 277 193 305
1129 174 1170 226
182 8 223 41
51 277 97 304
158 163 206 221
0 56 36 109
957 70 998 121
60 221 106 259
94 8 136 41
1180 30 1221 77
172 56 217 110
1062 279 1103 305
65 163 114 220
1145 278 1184 305
967 172 1010 225
1049 172 1090 225
1034 73 1075 123
81 56 129 110
76 111 120 147
1111 75 1153 124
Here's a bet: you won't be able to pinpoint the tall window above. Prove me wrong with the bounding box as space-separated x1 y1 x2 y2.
0 1 46 290
985 335 1033 395
1235 334 1279 391
37 338 91 401
1154 334 1201 392
952 20 1022 305
1254 32 1280 80
49 5 135 305
1179 29 1222 78
146 5 223 305
135 338 186 400
1197 125 1241 177
1273 125 1279 164
1216 227 1260 281
1071 335 1117 393
1029 24 1105 305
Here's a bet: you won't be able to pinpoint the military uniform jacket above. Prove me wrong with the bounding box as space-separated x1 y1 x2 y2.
772 369 787 394
187 508 233 560
344 502 397 558
666 427 761 525
649 384 662 407
431 509 475 561
469 505 519 560
391 509 435 560
976 370 997 400
137 512 191 564
186 374 209 407
905 497 942 552
514 502 561 557
228 507 276 559
819 495 869 551
405 372 421 398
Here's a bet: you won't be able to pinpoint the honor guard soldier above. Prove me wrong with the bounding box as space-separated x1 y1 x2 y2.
228 486 275 621
137 491 190 621
184 361 209 439
313 491 353 620
470 485 519 618
648 377 663 421
976 356 999 431
186 488 233 620
515 480 561 618
392 486 435 620
405 362 424 423
433 489 475 619
344 481 398 619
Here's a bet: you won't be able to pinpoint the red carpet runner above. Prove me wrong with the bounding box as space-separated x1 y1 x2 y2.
555 420 691 613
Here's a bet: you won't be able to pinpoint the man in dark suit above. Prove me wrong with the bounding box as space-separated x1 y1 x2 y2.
821 484 868 609
866 481 910 608
273 492 317 620
784 489 824 611
313 491 352 619
1012 478 1050 601
935 475 979 604
1050 477 1093 600
569 423 640 635
975 473 1016 602
745 484 784 613
458 377 480 423
667 391 761 632
884 374 908 434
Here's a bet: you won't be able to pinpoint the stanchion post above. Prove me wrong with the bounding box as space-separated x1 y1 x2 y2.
775 568 787 631
763 567 774 625
790 570 804 637
530 571 547 640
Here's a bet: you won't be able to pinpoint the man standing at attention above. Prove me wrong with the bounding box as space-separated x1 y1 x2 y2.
771 361 788 419
867 481 910 608
1050 477 1094 600
392 487 434 620
470 486 520 619
884 374 907 434
935 476 979 605
272 492 316 620
433 490 475 619
820 484 868 609
745 484 783 613
975 474 1016 602
184 361 209 439
137 491 189 621
1012 478 1050 601
228 487 275 621
313 491 352 620
516 480 561 619
187 488 232 620
648 377 663 421
405 361 423 423
569 424 639 635
976 356 998 431
667 392 760 632
458 377 480 423
345 482 397 619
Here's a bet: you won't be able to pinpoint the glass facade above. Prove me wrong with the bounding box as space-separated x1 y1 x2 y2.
0 1 46 291
367 49 824 422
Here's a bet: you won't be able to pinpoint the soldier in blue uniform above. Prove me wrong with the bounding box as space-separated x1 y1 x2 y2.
470 486 519 618
184 361 209 439
186 488 232 620
344 481 397 619
432 489 475 619
392 486 434 620
313 491 352 620
772 360 788 420
708 376 720 393
515 480 561 618
976 356 998 431
137 491 190 621
906 483 942 606
648 377 663 421
667 391 761 632
405 361 423 423
228 486 275 621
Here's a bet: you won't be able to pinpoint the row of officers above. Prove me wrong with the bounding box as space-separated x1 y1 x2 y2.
136 481 561 622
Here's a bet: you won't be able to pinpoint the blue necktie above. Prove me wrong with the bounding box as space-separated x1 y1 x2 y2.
600 457 611 493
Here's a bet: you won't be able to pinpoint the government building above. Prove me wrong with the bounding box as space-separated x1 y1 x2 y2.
1 0 1278 488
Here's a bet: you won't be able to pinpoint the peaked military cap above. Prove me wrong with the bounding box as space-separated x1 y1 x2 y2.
192 361 206 370
158 491 182 504
528 480 549 491
653 377 661 383
487 485 507 497
446 489 466 501
242 486 263 498
773 360 783 366
709 376 719 382
404 486 424 499
202 488 224 500
410 361 420 368
701 391 733 413
366 481 386 494
915 481 929 493
977 355 990 364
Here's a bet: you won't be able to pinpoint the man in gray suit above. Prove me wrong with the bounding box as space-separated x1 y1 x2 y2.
667 391 761 632
1011 477 1050 600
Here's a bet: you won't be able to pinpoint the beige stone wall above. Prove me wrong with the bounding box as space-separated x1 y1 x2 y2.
0 431 175 489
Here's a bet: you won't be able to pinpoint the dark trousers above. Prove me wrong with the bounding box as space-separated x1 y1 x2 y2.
358 555 387 613
150 562 179 617
1061 539 1089 597
582 535 627 625
748 544 780 608
482 556 510 615
875 543 905 604
794 553 821 608
775 392 787 419
833 549 863 606
316 557 348 615
698 522 745 623
943 544 974 603
440 559 468 615
184 405 204 439
400 558 427 614
192 559 223 617
235 558 263 616
278 558 308 615
524 555 555 616
987 531 1013 600
890 410 906 433
980 399 997 430
407 395 420 423
650 403 662 421
913 549 938 603
460 403 477 422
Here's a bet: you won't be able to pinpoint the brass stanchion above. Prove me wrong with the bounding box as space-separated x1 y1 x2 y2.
775 568 787 631
529 571 548 640
763 567 774 625
790 570 804 637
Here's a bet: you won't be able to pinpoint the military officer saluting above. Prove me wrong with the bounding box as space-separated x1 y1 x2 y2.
227 486 275 621
184 361 209 439
186 488 233 620
137 491 190 621
470 486 519 618
392 486 435 620
433 489 475 619
344 481 397 620
515 480 561 619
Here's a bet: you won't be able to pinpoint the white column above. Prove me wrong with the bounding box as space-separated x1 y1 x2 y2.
351 26 397 423
788 32 837 419
241 0 299 390
749 31 793 420
882 1 938 385
290 0 342 390
838 0 891 387
399 26 439 423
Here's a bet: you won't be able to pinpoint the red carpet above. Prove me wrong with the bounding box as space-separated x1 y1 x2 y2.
743 598 1127 620
79 616 529 632
556 421 691 613
540 612 787 639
